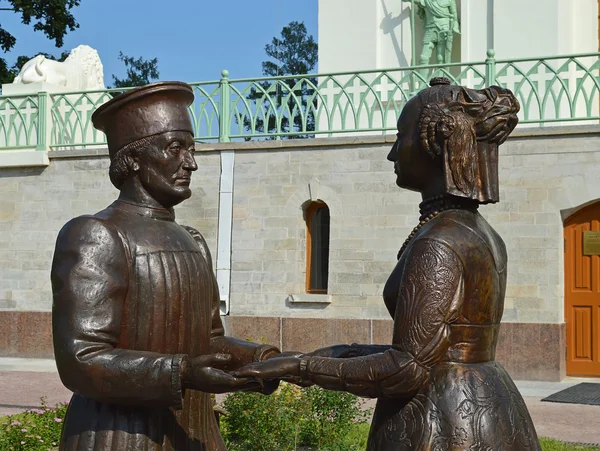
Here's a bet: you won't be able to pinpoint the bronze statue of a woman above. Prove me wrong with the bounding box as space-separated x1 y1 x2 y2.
236 78 541 450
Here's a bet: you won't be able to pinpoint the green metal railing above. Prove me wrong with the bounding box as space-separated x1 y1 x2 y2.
493 52 600 124
1 49 599 150
0 94 41 149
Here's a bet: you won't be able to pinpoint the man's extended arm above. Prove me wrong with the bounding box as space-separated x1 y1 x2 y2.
182 226 280 369
450 0 460 33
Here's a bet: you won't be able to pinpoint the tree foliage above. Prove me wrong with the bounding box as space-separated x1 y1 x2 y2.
261 21 318 78
2 0 80 51
244 21 318 139
111 52 160 88
0 0 79 83
0 1 161 90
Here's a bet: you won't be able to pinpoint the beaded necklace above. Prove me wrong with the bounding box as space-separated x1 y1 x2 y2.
397 194 478 260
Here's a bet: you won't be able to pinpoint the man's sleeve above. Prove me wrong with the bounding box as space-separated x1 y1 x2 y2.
52 216 188 408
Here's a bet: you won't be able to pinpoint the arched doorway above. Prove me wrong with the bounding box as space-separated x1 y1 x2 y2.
564 201 600 376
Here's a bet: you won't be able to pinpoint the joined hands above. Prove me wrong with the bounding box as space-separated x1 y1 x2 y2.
232 344 360 387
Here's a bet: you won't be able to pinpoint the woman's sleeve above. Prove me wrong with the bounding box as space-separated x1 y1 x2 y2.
303 238 464 398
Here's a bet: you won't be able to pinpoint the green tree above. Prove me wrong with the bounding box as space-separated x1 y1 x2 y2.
0 0 80 83
111 52 159 88
244 21 318 139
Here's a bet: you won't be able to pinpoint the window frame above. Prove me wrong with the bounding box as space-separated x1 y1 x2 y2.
305 201 330 294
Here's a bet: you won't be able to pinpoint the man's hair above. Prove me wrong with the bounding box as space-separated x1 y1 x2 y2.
109 135 160 189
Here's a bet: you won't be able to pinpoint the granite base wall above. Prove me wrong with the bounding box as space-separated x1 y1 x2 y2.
0 311 566 381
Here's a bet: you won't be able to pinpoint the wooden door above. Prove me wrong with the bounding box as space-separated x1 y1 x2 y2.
565 202 600 376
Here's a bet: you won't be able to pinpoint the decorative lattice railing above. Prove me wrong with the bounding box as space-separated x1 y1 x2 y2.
1 50 599 150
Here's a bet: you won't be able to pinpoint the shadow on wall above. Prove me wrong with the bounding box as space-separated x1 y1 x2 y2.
380 0 411 68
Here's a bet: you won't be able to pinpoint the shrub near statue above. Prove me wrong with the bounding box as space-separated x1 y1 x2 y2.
51 82 280 450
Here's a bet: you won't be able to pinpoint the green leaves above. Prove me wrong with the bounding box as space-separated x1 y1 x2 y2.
111 52 160 88
0 0 79 83
220 382 371 451
0 397 67 450
11 0 80 48
0 28 16 53
263 21 318 77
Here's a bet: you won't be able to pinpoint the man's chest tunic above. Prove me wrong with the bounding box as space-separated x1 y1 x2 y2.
53 200 227 450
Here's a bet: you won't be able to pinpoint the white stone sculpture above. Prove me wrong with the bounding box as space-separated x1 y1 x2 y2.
12 45 105 90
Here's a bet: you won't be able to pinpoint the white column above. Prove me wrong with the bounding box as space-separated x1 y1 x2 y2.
216 150 234 315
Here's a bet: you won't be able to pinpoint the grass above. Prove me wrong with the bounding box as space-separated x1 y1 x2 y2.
341 422 370 449
540 438 600 450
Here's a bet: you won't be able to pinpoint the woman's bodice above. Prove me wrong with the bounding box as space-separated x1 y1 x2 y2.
383 209 507 363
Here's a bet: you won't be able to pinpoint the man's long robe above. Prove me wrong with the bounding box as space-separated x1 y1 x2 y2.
52 199 275 450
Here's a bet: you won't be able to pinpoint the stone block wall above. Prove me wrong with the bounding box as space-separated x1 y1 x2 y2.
220 126 600 325
0 149 220 311
0 156 116 311
228 139 414 319
1 125 599 380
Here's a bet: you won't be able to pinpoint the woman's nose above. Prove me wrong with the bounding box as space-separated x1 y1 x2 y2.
387 141 399 162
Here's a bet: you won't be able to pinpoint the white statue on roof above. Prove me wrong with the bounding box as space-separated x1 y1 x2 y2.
12 45 105 91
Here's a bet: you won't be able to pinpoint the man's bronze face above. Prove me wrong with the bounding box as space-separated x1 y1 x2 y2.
135 131 197 208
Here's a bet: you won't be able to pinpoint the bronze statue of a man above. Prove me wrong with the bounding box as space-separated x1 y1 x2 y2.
236 79 541 450
51 82 280 450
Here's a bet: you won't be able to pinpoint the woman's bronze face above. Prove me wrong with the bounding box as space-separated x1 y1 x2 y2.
387 98 432 193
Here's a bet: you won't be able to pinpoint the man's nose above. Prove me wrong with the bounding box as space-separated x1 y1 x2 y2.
183 151 198 171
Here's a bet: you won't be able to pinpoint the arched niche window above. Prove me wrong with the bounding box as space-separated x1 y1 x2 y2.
305 201 330 294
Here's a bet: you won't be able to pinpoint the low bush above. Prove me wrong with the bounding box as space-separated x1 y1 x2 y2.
0 398 67 450
220 382 371 451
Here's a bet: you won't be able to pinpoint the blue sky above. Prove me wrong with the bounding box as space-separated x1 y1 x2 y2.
0 0 318 85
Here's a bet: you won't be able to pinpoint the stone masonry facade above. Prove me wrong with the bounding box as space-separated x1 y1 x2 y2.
0 125 599 380
0 149 220 311
220 126 600 325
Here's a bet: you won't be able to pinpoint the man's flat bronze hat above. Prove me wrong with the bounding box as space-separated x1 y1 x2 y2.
92 81 195 158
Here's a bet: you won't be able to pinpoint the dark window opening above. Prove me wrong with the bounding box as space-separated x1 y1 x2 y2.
306 201 330 294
